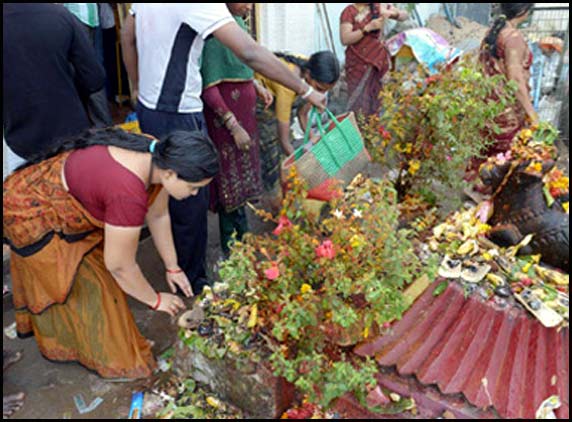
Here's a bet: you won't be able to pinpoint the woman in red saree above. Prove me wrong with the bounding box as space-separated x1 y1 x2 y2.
3 128 219 379
468 3 538 185
340 3 408 117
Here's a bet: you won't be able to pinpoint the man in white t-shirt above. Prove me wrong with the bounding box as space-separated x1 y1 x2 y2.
121 3 325 295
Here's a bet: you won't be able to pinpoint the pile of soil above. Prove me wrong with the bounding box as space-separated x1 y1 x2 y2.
426 15 488 48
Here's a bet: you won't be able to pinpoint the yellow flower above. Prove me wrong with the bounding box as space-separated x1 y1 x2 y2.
300 284 313 294
520 129 533 141
288 166 298 179
526 162 543 173
405 143 413 154
563 202 569 214
408 160 421 176
350 234 366 249
549 176 569 191
247 304 258 328
477 223 492 235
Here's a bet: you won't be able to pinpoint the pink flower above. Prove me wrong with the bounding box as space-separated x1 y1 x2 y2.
315 240 336 260
446 155 452 161
495 151 512 163
273 215 293 236
264 263 280 280
476 200 493 223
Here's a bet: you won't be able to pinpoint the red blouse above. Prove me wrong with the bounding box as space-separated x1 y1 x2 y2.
64 145 150 227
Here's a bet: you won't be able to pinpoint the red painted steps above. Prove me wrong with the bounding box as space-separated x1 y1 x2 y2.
354 280 569 419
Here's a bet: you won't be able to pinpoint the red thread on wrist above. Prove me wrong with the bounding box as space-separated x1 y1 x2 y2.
151 292 161 311
166 268 184 275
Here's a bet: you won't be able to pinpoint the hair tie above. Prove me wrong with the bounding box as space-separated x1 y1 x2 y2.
149 140 158 154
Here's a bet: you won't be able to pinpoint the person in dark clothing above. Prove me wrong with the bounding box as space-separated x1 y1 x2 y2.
63 2 114 128
3 3 106 160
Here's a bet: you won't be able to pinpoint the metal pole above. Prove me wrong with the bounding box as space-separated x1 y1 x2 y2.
321 4 339 61
316 3 333 53
556 20 569 89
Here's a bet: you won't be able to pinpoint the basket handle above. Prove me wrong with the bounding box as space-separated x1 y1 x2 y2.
302 107 355 153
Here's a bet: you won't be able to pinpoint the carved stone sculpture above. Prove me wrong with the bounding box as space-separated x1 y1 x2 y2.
480 159 569 272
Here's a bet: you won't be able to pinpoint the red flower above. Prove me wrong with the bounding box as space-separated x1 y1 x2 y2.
378 126 392 141
273 215 293 236
425 74 443 85
520 278 533 287
264 263 280 281
550 187 566 198
315 240 336 260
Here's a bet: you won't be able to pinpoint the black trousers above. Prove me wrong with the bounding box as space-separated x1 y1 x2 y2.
137 102 210 294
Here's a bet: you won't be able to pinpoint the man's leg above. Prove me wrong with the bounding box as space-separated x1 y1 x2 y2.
219 206 249 257
169 188 209 294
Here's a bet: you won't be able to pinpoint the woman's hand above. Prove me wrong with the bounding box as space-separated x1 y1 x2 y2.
156 293 187 317
282 142 295 156
166 269 193 298
255 83 274 110
364 17 384 33
306 90 327 112
380 4 407 21
231 125 253 152
527 112 540 127
309 132 321 144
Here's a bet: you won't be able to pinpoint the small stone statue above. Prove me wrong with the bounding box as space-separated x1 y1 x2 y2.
480 158 569 272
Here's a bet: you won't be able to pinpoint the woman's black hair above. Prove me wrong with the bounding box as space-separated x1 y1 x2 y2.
484 3 535 58
275 50 340 85
18 127 219 183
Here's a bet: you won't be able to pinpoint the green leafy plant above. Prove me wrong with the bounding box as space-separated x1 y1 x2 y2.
181 170 437 409
361 57 517 206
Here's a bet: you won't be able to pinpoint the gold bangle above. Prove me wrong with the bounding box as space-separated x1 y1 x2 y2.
301 86 314 100
222 112 234 123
